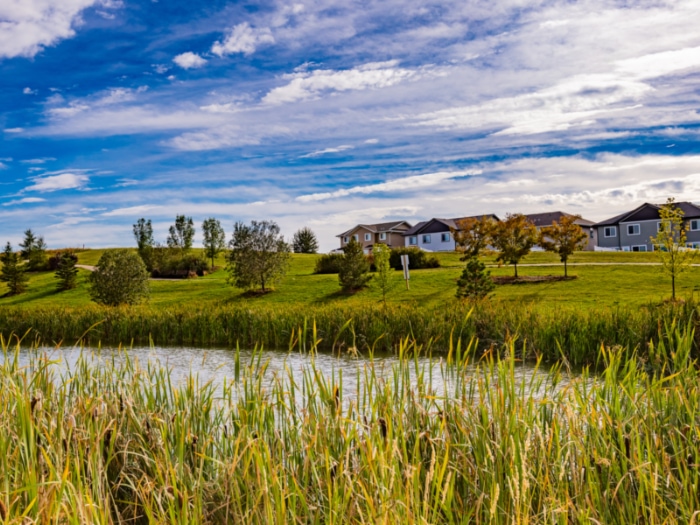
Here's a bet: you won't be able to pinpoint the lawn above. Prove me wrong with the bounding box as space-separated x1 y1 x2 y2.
0 248 695 311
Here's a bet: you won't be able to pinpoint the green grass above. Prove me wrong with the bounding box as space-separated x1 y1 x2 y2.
1 325 699 523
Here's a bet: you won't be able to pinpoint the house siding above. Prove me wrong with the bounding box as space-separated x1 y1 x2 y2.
619 220 659 251
597 226 621 249
339 226 375 250
405 230 456 251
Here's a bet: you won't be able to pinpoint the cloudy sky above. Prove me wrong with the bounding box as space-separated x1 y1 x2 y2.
1 0 700 250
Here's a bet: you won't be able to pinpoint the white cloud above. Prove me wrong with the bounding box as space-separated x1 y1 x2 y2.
364 138 379 144
173 52 207 69
296 170 481 202
102 204 161 217
3 197 46 206
211 22 275 57
23 87 36 95
3 127 23 133
300 145 354 158
263 61 418 105
20 157 56 164
25 173 89 192
0 0 120 59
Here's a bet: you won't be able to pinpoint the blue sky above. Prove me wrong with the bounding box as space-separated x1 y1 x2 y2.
2 0 700 251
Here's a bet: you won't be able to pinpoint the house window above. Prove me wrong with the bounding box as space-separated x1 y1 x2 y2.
604 226 616 238
441 233 450 242
352 234 358 242
408 236 417 245
364 233 371 241
422 234 431 244
379 232 386 240
343 236 348 243
687 242 700 249
627 224 640 236
691 220 700 231
631 245 647 252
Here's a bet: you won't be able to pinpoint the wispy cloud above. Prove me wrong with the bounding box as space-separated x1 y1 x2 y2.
24 173 89 192
300 145 354 158
3 197 46 206
211 22 275 56
4 127 24 133
102 204 162 217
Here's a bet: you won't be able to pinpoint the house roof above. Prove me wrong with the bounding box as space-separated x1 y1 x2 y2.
525 211 595 228
337 221 411 237
402 215 500 236
594 202 700 227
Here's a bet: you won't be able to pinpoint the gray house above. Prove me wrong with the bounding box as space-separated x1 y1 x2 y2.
402 215 499 252
525 211 597 251
594 202 700 251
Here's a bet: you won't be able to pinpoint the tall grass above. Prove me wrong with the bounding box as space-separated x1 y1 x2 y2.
1 300 699 365
1 324 700 523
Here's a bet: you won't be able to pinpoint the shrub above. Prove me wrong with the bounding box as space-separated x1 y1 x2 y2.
339 239 372 291
456 257 495 300
314 253 344 274
48 251 78 271
89 249 150 306
389 247 440 270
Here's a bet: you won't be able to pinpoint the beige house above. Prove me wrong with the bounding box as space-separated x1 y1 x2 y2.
337 221 412 252
525 211 596 251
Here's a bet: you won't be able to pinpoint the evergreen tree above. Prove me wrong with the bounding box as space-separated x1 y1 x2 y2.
0 242 29 295
202 218 226 268
167 215 195 254
19 229 37 259
55 251 79 291
456 257 495 300
292 227 319 254
19 229 48 271
338 239 372 292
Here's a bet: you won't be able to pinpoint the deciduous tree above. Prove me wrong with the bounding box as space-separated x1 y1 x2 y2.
338 239 372 292
651 197 697 301
539 215 588 277
453 216 496 259
202 218 226 268
0 242 28 295
491 214 538 278
292 227 319 254
133 218 155 270
89 249 150 306
226 220 291 292
372 243 393 304
167 215 195 254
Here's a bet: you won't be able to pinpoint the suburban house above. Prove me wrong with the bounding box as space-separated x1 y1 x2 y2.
402 215 500 252
525 211 597 251
594 202 700 251
337 221 412 252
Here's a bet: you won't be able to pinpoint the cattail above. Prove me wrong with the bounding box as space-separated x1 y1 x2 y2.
30 394 42 414
378 418 387 441
0 499 6 520
333 385 340 411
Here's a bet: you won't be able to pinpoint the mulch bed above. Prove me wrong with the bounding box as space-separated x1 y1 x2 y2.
492 275 577 285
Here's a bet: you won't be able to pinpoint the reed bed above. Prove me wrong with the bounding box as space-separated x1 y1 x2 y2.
1 324 700 523
1 300 699 365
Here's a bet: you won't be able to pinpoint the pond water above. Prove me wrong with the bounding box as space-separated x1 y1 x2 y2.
8 344 580 404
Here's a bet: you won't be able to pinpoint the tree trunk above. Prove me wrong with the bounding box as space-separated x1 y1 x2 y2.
564 259 568 278
514 263 518 278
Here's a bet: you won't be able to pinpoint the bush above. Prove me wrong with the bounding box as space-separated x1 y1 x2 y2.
389 247 440 270
48 251 78 271
89 249 150 306
150 248 209 278
314 253 344 274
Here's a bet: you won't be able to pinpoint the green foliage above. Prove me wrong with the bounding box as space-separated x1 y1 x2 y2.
150 247 209 278
292 226 319 253
227 220 291 292
54 251 79 291
539 214 588 277
19 229 48 271
133 218 155 270
491 214 539 278
89 249 150 306
651 197 697 300
202 217 226 267
0 242 28 296
453 216 496 259
456 256 495 300
338 238 372 291
389 247 440 270
167 215 195 254
373 243 393 304
314 252 344 274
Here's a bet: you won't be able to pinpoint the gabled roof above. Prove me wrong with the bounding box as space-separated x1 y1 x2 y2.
594 202 700 227
402 215 500 236
337 221 412 237
525 211 595 228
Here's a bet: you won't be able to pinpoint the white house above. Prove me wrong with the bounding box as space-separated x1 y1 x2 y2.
402 215 500 252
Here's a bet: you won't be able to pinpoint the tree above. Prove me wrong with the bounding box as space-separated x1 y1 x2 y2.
372 243 393 304
202 218 226 268
292 227 319 254
19 229 47 271
338 238 372 292
89 249 150 306
167 215 195 254
539 215 588 277
0 242 29 295
453 216 496 259
54 251 79 291
456 257 495 300
651 197 697 301
226 220 291 292
133 218 155 270
491 214 538 278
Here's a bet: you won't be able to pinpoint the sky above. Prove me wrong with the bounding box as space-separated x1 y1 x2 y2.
1 0 700 251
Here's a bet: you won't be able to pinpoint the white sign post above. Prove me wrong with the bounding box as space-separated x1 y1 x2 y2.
400 254 410 290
